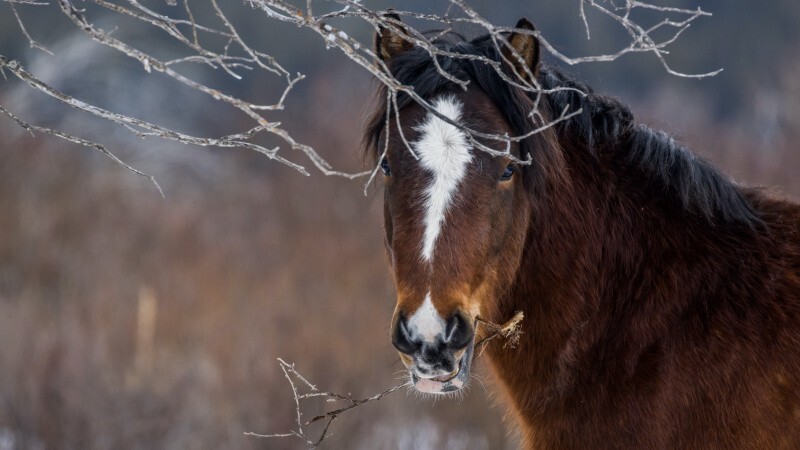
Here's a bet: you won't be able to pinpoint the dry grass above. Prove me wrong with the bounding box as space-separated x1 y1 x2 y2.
0 79 517 448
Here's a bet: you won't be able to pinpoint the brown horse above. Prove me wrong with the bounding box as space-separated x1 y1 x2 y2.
363 15 800 450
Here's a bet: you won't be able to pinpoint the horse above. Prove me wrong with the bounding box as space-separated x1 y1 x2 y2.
363 14 800 449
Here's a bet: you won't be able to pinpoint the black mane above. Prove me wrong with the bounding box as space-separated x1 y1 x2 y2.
539 67 761 227
364 33 761 227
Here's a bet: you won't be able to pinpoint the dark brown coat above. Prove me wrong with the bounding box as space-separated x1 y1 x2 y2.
365 18 800 449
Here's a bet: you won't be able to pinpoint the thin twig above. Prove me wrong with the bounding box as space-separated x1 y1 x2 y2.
7 1 53 54
246 311 524 447
0 104 164 197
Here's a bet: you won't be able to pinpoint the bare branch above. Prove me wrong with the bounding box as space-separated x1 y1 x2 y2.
0 104 164 196
0 55 311 174
0 1 720 189
6 1 52 55
246 311 524 447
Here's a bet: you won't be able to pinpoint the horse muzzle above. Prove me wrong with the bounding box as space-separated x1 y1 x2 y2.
392 310 476 394
408 338 474 394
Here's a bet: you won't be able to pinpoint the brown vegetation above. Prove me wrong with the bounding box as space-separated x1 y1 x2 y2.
0 47 799 450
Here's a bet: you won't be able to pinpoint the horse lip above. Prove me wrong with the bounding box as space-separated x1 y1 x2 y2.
410 339 474 394
430 365 460 382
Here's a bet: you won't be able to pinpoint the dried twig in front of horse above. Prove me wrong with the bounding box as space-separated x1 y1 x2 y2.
245 311 524 447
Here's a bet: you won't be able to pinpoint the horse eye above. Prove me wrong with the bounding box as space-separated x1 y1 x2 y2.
500 164 515 181
380 157 391 176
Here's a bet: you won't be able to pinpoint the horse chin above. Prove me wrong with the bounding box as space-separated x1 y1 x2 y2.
410 340 474 395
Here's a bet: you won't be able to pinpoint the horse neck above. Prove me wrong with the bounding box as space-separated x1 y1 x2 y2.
486 137 610 383
485 130 693 403
485 124 768 413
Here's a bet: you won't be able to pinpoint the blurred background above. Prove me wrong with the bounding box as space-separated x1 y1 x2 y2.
0 1 798 448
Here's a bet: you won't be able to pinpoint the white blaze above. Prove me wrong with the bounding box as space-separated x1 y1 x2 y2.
413 95 473 262
406 292 445 343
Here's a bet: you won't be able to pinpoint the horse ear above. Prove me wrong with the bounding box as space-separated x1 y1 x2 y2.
375 10 413 63
503 18 541 81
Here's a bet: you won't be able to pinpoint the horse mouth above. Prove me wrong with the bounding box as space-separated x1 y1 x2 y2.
410 340 474 394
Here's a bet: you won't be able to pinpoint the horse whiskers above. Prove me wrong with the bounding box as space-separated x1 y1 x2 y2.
469 371 490 394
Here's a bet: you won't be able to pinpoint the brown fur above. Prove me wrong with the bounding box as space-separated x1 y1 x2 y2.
483 139 800 449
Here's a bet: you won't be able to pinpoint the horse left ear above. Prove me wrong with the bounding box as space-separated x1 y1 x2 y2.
503 18 541 81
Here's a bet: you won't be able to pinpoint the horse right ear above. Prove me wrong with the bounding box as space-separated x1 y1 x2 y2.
502 18 541 81
375 11 413 64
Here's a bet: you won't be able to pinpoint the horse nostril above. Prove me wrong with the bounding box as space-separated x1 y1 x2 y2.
391 314 420 355
445 313 474 350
